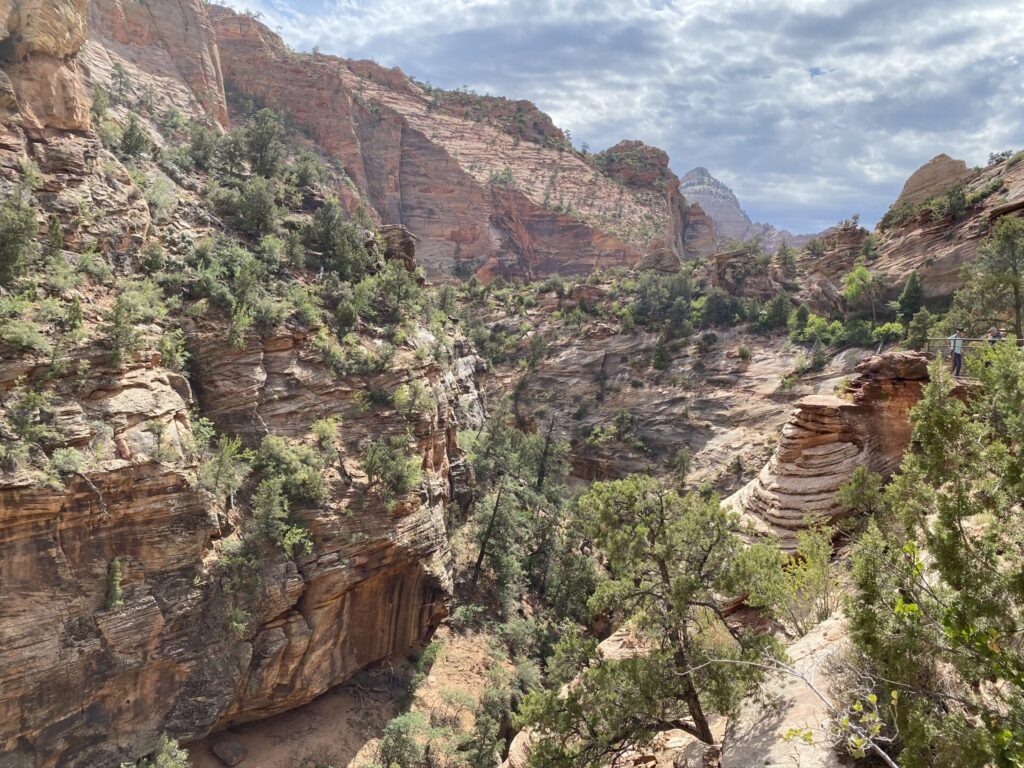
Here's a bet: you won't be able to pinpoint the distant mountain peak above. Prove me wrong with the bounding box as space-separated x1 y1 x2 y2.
679 166 814 252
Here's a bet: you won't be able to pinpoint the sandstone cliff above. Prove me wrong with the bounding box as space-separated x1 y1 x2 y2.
727 351 929 548
680 166 815 253
206 7 715 280
0 0 91 134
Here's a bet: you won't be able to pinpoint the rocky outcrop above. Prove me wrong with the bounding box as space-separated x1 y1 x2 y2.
85 0 228 127
722 614 848 767
680 167 814 253
893 153 975 209
0 318 482 766
727 352 929 548
207 7 711 279
0 0 91 134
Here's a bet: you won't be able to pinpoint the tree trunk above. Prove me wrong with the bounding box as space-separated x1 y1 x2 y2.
471 484 504 589
1013 283 1022 339
535 418 557 493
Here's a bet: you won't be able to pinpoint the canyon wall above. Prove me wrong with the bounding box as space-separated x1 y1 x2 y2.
207 6 716 280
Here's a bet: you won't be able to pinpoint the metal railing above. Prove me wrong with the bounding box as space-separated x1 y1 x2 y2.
926 337 1024 364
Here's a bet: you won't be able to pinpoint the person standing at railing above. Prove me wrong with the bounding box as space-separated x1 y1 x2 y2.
949 328 965 377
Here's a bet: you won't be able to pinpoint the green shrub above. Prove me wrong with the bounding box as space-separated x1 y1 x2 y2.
1 318 51 354
0 192 37 287
119 114 150 158
105 557 125 610
246 108 285 178
120 734 190 768
364 436 423 509
100 295 143 368
303 198 373 282
292 150 326 187
189 122 218 170
377 712 428 768
254 435 327 504
158 328 189 373
872 322 905 344
248 477 313 558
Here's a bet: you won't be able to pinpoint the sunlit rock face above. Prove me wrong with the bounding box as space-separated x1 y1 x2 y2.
727 351 929 549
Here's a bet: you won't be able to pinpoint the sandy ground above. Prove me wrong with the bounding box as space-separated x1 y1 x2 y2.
188 628 495 768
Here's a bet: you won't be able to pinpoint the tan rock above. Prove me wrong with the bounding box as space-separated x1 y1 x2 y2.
727 351 929 549
894 153 974 209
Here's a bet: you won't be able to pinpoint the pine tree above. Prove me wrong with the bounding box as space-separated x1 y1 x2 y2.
897 270 923 320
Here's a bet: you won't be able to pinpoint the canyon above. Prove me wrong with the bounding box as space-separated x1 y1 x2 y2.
0 1 1021 767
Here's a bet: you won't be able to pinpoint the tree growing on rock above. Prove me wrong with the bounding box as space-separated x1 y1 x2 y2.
848 351 1024 766
843 256 881 324
520 477 782 760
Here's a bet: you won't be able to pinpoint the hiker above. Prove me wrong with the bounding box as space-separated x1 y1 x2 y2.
988 327 1000 347
949 328 965 377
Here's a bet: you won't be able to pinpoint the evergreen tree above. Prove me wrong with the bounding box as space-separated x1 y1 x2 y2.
119 114 150 158
848 352 1024 766
898 270 923 320
0 190 37 287
245 108 285 178
101 294 142 368
520 477 781 759
843 256 880 324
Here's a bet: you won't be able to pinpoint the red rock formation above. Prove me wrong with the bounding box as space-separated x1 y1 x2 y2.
727 351 929 549
0 0 91 134
85 0 228 127
894 153 975 209
207 7 712 279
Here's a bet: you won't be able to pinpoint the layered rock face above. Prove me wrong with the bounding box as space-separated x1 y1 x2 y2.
85 0 229 127
802 155 1024 304
727 351 929 548
680 166 814 253
0 0 91 134
893 153 975 208
207 7 714 280
0 319 481 766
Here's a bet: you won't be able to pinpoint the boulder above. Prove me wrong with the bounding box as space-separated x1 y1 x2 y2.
211 737 248 766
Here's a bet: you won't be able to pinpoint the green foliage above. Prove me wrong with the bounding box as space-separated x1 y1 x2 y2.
120 734 190 768
898 270 923 319
364 436 423 509
835 466 884 517
872 321 905 344
957 215 1024 337
847 353 1024 766
100 294 143 369
249 477 313 558
0 189 37 287
246 108 286 177
119 114 150 159
651 336 671 370
91 85 110 121
105 557 125 610
196 434 252 503
905 308 935 351
291 149 326 187
776 239 796 275
843 255 880 323
254 435 328 505
520 477 783 759
699 286 744 328
758 293 791 331
188 122 218 170
749 527 840 637
303 198 374 282
377 712 428 768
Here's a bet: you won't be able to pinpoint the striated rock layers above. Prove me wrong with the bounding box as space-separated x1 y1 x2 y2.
85 0 229 127
207 6 716 280
0 0 91 134
727 351 929 548
680 166 814 253
893 153 975 209
0 321 482 767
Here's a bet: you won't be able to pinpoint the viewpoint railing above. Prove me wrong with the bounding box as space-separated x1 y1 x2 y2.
926 336 1024 364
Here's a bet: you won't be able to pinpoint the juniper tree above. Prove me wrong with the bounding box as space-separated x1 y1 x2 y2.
848 351 1024 767
520 477 781 759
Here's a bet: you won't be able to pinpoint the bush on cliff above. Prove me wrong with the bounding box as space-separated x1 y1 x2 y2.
0 190 37 288
847 352 1024 766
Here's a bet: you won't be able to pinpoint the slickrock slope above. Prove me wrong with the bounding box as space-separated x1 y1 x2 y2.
727 351 929 548
0 0 91 134
680 167 814 253
893 153 975 208
207 7 714 280
84 0 229 127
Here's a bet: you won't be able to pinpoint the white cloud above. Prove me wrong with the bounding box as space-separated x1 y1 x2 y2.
219 0 1024 232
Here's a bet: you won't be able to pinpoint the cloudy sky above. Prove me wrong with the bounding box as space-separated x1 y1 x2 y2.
221 0 1023 232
